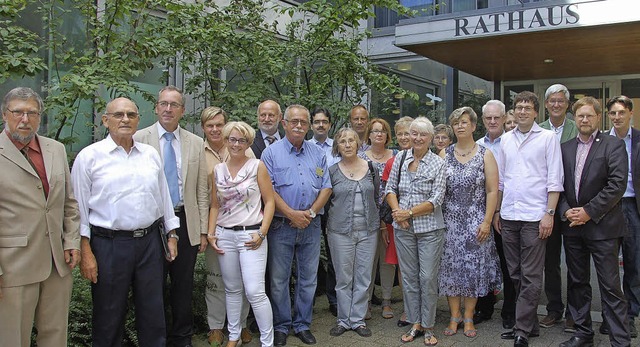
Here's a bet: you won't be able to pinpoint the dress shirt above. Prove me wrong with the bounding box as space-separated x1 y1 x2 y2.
476 132 503 155
549 119 565 142
495 123 564 222
71 135 180 238
311 137 339 167
385 149 446 234
609 127 634 198
262 137 332 216
575 130 597 199
8 134 49 197
157 122 183 204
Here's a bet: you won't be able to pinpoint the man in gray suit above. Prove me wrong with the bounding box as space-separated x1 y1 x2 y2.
0 87 80 346
251 99 284 159
134 86 209 347
558 96 629 347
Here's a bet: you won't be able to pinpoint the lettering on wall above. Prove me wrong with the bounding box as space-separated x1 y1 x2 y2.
454 4 580 37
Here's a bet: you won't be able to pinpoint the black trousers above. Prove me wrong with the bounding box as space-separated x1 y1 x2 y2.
476 227 516 319
91 226 166 347
165 210 200 346
320 212 337 305
564 236 629 347
544 214 566 317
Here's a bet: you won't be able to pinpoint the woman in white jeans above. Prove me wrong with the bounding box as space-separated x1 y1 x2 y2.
208 121 275 347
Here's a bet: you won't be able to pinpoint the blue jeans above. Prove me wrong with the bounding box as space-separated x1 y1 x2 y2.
622 198 640 318
268 217 321 334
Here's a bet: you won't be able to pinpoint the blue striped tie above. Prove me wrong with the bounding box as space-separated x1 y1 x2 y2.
163 132 180 207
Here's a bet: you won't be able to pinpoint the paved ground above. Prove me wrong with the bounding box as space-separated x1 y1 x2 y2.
193 285 639 347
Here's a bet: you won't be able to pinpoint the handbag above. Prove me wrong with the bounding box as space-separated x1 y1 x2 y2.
379 150 407 224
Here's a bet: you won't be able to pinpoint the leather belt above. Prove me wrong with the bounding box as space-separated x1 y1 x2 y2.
91 219 161 238
222 223 262 231
174 205 185 214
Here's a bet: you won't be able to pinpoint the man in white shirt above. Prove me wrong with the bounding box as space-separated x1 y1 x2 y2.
73 97 179 346
494 91 564 347
134 86 209 347
251 99 284 159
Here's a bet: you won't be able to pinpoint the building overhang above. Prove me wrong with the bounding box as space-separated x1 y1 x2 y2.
394 0 640 82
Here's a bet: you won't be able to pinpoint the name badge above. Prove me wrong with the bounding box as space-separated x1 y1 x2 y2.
316 167 324 177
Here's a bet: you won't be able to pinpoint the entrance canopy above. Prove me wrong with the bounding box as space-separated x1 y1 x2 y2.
394 0 640 82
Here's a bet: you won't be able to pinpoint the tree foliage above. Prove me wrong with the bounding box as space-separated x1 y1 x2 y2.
2 0 415 143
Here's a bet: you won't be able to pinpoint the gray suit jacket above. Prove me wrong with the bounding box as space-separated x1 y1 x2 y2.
134 124 209 246
0 132 80 287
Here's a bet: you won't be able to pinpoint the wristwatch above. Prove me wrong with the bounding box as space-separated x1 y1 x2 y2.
257 230 266 240
168 232 180 241
546 209 555 216
308 209 316 218
409 209 414 219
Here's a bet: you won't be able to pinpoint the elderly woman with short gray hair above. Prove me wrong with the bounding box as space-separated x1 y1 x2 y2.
385 117 447 346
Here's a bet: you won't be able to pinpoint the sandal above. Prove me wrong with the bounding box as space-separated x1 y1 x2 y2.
401 327 424 343
463 318 477 338
382 299 394 319
443 316 463 336
397 312 410 327
423 330 438 346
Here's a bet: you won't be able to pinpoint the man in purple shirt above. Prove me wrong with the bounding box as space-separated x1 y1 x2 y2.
494 91 564 347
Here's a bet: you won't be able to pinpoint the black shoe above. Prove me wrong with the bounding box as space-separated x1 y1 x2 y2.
473 311 492 325
295 330 317 345
599 320 609 335
397 319 411 327
274 331 288 346
503 316 516 330
514 336 529 347
558 336 594 347
630 319 638 338
329 325 348 337
329 304 338 317
354 325 372 337
501 330 539 339
370 292 383 305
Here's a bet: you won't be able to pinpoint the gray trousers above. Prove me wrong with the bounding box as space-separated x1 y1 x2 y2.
367 230 396 301
329 230 378 329
501 219 546 337
205 246 249 330
395 228 445 328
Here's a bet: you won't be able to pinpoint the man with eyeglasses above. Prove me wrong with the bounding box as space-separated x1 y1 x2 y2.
558 97 629 347
72 97 179 346
494 91 564 347
606 95 640 339
134 86 209 347
0 87 80 346
474 100 517 330
262 105 332 346
251 99 284 159
538 84 578 332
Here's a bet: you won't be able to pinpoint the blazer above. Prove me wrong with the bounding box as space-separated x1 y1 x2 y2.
134 124 209 246
539 117 578 143
630 128 640 214
0 132 80 287
558 131 628 240
250 129 284 159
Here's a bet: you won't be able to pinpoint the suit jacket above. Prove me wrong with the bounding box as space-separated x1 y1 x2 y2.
250 129 284 159
134 124 209 246
630 128 640 214
540 117 578 143
0 132 80 287
558 131 628 240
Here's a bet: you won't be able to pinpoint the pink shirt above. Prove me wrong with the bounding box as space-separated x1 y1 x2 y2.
495 123 564 222
575 131 597 199
214 159 263 227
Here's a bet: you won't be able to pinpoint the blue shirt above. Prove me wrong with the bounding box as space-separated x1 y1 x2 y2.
262 137 332 216
476 132 503 155
311 137 340 167
609 127 635 198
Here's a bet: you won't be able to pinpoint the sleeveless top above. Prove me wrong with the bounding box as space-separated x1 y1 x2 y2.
214 159 263 228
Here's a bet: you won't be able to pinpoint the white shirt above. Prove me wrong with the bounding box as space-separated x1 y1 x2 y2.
549 119 566 142
261 130 281 148
71 135 180 238
157 122 183 203
495 123 564 222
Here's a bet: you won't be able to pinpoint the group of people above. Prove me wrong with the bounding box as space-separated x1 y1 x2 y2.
0 83 638 347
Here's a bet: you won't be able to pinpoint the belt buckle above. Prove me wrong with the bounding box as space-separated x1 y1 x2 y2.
133 229 145 237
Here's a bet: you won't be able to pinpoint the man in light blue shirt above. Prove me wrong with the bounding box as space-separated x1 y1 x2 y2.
262 105 332 346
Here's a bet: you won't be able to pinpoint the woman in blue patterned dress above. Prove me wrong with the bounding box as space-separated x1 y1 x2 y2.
438 107 501 339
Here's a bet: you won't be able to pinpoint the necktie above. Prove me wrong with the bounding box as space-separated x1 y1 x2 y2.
266 135 276 145
22 146 48 198
163 132 180 207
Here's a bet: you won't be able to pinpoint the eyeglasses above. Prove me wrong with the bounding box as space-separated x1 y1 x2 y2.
434 135 450 141
515 106 535 113
284 119 309 127
547 99 567 105
575 114 597 120
106 112 140 120
156 101 183 109
6 109 40 119
370 129 387 135
227 137 248 145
